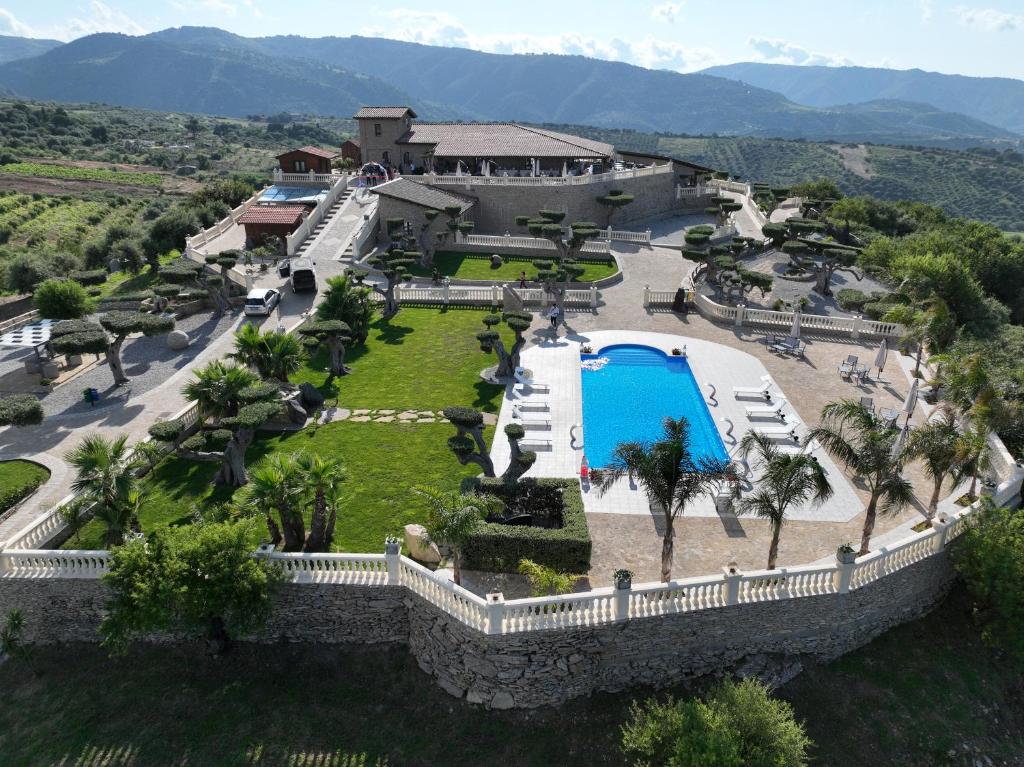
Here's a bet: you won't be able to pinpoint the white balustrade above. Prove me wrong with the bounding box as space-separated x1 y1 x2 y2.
629 576 725 617
1 549 109 578
601 228 651 244
285 176 352 256
425 164 672 188
398 557 489 632
502 588 617 632
461 234 610 255
0 310 40 335
263 552 388 585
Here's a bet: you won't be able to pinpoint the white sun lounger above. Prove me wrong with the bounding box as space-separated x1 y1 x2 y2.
514 400 550 412
753 423 800 441
519 437 553 450
513 367 550 393
733 375 774 401
745 401 786 419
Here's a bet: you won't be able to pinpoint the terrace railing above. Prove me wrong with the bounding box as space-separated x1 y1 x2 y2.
391 283 599 309
423 164 673 188
271 169 346 186
0 310 40 335
186 189 263 253
461 234 610 255
285 176 353 256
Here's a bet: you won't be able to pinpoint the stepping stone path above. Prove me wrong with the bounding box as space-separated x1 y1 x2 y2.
349 415 372 422
310 407 453 424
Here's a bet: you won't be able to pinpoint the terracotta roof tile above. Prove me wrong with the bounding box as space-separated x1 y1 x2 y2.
396 123 614 159
237 205 306 225
369 177 475 212
354 106 418 119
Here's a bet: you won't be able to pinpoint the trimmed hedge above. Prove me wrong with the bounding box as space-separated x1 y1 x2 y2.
461 478 591 573
69 269 108 286
0 460 49 515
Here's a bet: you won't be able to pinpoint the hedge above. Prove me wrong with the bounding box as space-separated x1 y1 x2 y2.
835 288 870 311
69 269 108 286
461 478 591 573
0 460 49 515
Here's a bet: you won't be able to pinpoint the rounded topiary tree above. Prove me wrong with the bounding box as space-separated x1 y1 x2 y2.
205 251 239 304
160 259 229 315
762 223 788 247
516 211 598 313
33 278 91 320
596 189 634 227
51 311 174 386
359 219 417 319
0 394 43 427
502 423 537 484
442 406 494 477
477 310 532 379
298 319 353 377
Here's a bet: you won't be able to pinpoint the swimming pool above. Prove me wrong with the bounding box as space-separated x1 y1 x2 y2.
581 344 729 468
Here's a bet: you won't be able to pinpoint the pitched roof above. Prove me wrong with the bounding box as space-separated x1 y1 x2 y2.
396 123 614 159
237 205 306 225
354 106 417 119
369 177 475 212
342 138 361 147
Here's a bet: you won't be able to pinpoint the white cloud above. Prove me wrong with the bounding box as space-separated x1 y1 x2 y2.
747 37 853 66
360 9 719 73
651 2 683 23
919 0 934 22
0 2 147 41
954 5 1024 31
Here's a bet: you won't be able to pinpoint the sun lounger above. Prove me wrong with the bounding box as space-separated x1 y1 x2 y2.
752 423 800 442
745 402 787 420
514 367 550 393
514 400 549 412
733 377 773 401
513 412 552 429
518 437 553 450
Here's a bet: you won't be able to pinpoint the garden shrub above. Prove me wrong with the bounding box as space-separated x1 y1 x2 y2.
461 478 591 573
835 288 870 311
0 462 48 514
0 394 43 427
34 278 91 319
69 269 108 286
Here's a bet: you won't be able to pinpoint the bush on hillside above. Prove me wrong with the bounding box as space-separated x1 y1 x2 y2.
33 278 91 320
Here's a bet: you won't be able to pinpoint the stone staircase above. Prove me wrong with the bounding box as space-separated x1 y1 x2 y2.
292 185 354 259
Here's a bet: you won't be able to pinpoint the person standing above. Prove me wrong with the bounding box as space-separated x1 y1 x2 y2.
549 304 560 331
519 271 527 289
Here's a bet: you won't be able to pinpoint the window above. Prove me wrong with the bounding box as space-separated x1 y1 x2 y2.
382 151 390 165
403 152 411 165
294 160 307 172
374 123 382 136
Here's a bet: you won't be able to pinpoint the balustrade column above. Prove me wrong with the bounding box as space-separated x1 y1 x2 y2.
486 591 506 635
931 514 956 552
385 542 401 585
643 284 651 309
590 285 598 308
735 304 746 328
722 565 742 605
613 581 631 622
852 314 864 341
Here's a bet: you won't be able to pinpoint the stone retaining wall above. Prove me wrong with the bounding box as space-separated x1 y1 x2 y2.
0 549 956 708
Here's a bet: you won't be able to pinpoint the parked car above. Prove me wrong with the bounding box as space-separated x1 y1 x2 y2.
243 288 280 316
289 257 317 293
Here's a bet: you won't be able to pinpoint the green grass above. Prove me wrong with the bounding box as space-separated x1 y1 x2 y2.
408 251 618 283
68 421 491 553
93 252 181 299
0 161 163 187
68 307 509 552
0 587 1018 766
0 459 49 514
292 307 509 413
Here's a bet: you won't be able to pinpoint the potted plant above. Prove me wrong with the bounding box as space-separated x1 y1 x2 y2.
671 348 683 356
836 543 857 564
613 569 633 590
580 344 593 354
384 534 401 556
588 467 604 484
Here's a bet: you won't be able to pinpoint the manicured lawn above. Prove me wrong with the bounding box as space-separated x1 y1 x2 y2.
0 459 49 514
408 250 618 282
94 251 180 299
0 588 1019 766
69 421 493 553
293 306 509 413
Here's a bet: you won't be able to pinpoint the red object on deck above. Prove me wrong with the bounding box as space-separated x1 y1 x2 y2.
580 455 589 480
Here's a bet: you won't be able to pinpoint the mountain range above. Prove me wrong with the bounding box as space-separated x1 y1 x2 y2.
0 28 1019 146
703 62 1024 136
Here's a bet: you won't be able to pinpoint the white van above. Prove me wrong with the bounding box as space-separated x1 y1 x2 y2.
288 257 317 293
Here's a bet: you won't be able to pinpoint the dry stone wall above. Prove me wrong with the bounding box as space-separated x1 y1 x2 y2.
0 552 955 708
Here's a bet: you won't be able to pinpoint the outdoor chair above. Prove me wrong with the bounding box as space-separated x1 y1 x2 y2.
878 407 899 429
859 397 875 413
839 355 859 379
852 364 870 384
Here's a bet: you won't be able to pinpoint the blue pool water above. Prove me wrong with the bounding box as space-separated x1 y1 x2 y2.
581 344 729 468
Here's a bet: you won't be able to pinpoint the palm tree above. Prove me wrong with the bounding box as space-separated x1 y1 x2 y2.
64 434 142 546
236 453 306 550
182 361 260 419
955 423 991 501
411 485 503 585
808 401 914 555
905 405 971 518
297 452 345 552
736 432 833 570
230 325 305 384
596 417 729 582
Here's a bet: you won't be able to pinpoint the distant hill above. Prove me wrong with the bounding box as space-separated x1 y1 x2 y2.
0 35 62 64
0 28 1014 145
0 32 423 119
703 62 1024 135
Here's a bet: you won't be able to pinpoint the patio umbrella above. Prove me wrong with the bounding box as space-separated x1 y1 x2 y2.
873 339 888 381
789 310 802 339
562 161 568 177
891 424 909 458
901 378 920 420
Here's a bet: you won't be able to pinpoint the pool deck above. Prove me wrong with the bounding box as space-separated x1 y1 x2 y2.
491 330 864 523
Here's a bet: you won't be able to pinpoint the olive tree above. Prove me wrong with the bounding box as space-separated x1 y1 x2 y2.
204 251 239 304
794 244 862 296
442 406 495 477
418 204 472 268
515 211 599 314
501 423 537 484
51 311 175 386
354 218 418 319
160 259 230 315
596 189 634 227
148 368 280 487
298 319 353 377
477 310 532 379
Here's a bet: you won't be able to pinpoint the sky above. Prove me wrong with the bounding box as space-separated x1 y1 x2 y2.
1 0 1024 80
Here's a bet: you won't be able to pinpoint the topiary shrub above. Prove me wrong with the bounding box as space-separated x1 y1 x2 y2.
69 269 108 286
0 394 43 427
835 288 870 311
33 278 91 320
460 478 591 573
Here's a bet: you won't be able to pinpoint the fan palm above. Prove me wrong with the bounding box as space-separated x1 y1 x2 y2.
808 401 914 555
64 434 142 546
883 296 955 376
905 405 972 518
412 485 503 585
596 417 729 582
230 325 305 383
737 432 833 570
236 453 306 550
296 451 345 552
182 360 260 419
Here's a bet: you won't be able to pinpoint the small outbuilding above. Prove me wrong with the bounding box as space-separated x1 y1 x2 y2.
276 145 338 175
340 138 361 164
237 205 306 247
